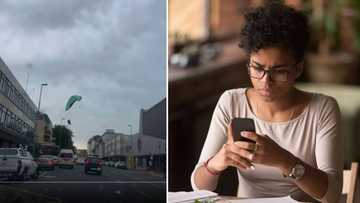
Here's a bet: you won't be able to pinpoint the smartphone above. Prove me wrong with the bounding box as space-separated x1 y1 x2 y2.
231 118 256 143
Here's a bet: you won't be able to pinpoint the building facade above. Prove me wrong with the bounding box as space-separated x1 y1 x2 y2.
76 149 87 159
0 58 37 148
35 112 59 156
87 135 104 158
86 98 166 172
137 98 166 171
35 113 54 144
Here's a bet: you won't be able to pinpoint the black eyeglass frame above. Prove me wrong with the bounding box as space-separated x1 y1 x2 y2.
246 61 300 82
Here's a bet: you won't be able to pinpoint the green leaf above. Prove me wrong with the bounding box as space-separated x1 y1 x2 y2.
324 13 337 36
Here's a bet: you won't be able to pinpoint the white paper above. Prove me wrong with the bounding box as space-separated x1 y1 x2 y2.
228 196 298 203
168 190 218 203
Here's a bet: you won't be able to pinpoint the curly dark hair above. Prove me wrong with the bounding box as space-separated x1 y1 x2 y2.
239 3 310 62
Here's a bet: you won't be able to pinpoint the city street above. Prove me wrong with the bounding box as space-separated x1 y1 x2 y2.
0 165 166 203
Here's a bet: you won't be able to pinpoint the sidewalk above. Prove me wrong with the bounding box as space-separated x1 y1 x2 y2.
132 167 166 178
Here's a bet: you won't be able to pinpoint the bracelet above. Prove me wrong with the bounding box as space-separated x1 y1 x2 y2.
204 156 221 176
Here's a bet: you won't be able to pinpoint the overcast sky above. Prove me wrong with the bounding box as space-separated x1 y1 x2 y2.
0 0 166 149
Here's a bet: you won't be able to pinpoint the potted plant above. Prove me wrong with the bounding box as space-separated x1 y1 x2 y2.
305 0 359 84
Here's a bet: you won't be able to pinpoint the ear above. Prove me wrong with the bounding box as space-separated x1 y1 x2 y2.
294 62 304 79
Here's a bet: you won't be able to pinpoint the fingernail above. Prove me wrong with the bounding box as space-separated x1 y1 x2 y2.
241 132 246 136
250 166 255 170
249 154 254 160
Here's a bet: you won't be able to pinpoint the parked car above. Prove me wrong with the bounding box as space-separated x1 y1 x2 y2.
114 161 127 169
37 155 56 170
84 157 103 175
109 161 115 167
105 161 114 167
58 149 75 169
51 155 59 166
0 148 38 180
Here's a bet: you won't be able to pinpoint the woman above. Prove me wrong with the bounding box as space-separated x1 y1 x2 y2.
191 3 342 203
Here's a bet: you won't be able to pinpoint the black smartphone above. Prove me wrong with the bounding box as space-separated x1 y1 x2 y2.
231 118 256 143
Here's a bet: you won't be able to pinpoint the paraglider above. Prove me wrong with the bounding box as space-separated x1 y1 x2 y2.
65 95 82 111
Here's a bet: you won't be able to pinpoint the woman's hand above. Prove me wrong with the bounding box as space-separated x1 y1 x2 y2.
207 126 256 172
240 131 293 171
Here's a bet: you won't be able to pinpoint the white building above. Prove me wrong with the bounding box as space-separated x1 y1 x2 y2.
132 134 166 156
86 98 165 171
87 135 104 158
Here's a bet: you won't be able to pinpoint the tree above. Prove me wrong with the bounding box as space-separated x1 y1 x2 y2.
53 125 74 149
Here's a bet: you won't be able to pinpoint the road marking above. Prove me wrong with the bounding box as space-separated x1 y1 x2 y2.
42 175 57 178
109 171 134 180
0 181 166 184
38 171 48 178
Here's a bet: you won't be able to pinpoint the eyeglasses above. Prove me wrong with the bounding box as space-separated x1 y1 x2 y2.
247 62 298 82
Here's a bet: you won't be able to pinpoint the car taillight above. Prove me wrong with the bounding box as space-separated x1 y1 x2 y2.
97 160 102 166
48 160 52 165
85 159 90 165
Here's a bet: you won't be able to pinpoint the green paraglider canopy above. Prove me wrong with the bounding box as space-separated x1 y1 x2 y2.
65 95 82 111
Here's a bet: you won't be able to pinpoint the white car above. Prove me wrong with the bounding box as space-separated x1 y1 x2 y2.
0 148 38 180
105 161 115 167
58 149 75 168
114 161 127 169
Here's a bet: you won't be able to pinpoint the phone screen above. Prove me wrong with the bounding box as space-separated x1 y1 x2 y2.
231 118 256 143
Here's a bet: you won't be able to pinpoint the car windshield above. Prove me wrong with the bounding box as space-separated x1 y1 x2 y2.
0 1 165 202
0 148 18 155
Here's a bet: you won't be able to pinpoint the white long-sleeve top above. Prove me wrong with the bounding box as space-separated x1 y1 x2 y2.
191 88 343 203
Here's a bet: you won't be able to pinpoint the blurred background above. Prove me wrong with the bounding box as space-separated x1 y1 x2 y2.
168 0 360 197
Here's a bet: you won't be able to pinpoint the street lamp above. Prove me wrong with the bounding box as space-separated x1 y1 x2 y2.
37 83 48 112
128 124 133 168
128 124 132 136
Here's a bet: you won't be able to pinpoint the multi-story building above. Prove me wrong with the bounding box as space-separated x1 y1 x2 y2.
139 99 166 139
102 129 118 158
87 135 104 158
35 113 54 144
87 98 166 171
76 149 87 159
93 129 131 162
136 98 166 171
0 58 37 148
35 112 59 155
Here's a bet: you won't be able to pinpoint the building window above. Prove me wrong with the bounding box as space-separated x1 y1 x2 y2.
0 105 4 126
0 70 36 123
0 72 3 90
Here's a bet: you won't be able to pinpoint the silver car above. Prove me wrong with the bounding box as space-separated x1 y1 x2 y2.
0 148 38 180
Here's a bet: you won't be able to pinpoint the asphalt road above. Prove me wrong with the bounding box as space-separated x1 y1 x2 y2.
0 165 166 203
